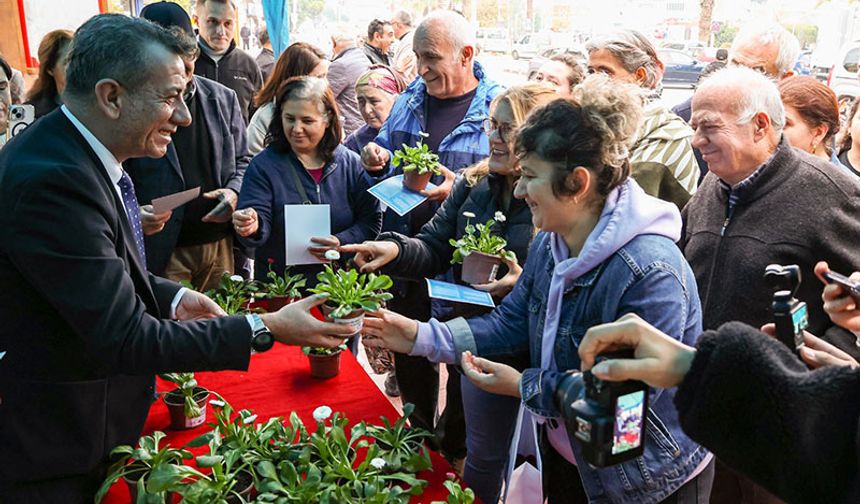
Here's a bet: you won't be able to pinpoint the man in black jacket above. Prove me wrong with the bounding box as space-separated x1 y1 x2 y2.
130 2 250 291
682 65 860 504
0 15 352 503
192 0 262 123
363 19 395 66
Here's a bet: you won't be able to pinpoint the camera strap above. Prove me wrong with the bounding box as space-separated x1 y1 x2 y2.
503 403 543 503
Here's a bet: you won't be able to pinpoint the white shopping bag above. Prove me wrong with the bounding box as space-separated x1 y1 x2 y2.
503 403 543 504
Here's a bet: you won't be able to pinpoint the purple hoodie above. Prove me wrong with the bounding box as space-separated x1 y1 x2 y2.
538 178 681 463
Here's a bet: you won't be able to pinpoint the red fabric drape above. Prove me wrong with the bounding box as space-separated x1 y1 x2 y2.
103 344 458 502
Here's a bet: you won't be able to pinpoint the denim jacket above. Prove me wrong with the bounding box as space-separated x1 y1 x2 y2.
440 231 708 503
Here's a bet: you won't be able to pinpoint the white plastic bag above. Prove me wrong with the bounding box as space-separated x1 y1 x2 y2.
504 403 543 504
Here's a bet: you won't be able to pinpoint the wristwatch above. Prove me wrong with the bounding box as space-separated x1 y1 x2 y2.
246 314 274 353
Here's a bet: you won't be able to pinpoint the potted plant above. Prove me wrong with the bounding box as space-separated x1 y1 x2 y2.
95 431 203 503
309 263 393 336
449 211 517 285
160 372 210 430
391 131 442 192
205 274 258 315
181 443 255 503
302 343 348 379
250 259 306 312
365 403 432 474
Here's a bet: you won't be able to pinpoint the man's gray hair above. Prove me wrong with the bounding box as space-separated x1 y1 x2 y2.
392 10 413 27
331 24 357 45
586 30 662 90
731 23 800 77
65 14 189 99
415 10 476 56
698 66 785 133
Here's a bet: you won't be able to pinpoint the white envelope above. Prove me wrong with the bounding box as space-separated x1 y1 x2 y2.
284 204 331 265
151 186 201 214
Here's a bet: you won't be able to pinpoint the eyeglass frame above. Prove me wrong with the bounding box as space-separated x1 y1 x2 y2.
482 118 515 143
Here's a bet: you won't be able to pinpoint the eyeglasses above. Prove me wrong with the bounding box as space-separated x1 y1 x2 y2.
482 118 514 143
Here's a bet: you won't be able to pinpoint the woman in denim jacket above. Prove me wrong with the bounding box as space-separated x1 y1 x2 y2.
363 75 713 503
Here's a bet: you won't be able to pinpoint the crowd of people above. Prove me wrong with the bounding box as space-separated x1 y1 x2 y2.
1 0 860 503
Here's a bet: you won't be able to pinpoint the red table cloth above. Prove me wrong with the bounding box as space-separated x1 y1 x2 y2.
103 344 458 502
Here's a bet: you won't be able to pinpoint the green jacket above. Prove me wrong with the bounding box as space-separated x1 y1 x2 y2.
630 101 698 209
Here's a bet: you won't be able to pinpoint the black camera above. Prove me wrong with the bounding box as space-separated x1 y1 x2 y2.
555 349 649 467
764 264 808 355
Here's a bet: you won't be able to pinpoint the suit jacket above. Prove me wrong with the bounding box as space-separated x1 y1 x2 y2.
125 76 251 276
0 109 252 499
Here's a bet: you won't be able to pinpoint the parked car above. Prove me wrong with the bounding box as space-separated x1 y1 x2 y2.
476 28 509 54
511 32 552 60
794 50 813 76
827 40 860 120
527 45 586 79
661 40 707 57
658 49 706 88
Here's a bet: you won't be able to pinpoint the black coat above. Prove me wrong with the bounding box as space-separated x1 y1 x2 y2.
0 110 252 501
675 322 860 503
194 40 263 124
125 76 251 276
382 173 534 319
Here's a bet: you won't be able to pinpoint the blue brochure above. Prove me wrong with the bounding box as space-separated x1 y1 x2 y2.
367 175 437 216
426 279 495 308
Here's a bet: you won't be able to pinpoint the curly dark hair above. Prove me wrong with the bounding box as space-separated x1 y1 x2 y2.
266 76 342 164
515 75 642 202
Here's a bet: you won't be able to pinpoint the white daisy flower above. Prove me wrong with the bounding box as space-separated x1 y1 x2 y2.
325 250 341 261
462 211 476 219
313 405 333 423
370 457 386 469
494 211 506 223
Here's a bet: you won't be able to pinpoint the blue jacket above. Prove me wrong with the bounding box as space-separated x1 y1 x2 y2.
236 144 382 283
125 75 251 275
369 61 503 236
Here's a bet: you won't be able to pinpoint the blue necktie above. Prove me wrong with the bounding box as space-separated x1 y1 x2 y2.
117 170 147 268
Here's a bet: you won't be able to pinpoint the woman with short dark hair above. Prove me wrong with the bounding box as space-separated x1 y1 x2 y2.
233 76 381 285
25 29 73 119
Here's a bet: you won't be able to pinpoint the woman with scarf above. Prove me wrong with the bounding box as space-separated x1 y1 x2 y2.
344 65 407 154
361 75 713 503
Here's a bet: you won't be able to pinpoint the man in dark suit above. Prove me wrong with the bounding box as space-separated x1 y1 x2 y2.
129 3 250 291
0 14 352 503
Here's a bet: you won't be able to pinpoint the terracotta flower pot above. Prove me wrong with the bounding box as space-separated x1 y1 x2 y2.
320 303 365 336
403 171 433 192
163 387 209 430
308 351 342 379
226 469 256 503
461 251 502 285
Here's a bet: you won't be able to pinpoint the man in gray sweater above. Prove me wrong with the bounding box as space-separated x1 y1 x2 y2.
682 65 860 504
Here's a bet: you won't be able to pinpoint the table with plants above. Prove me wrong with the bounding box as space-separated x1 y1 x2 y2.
99 263 476 504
